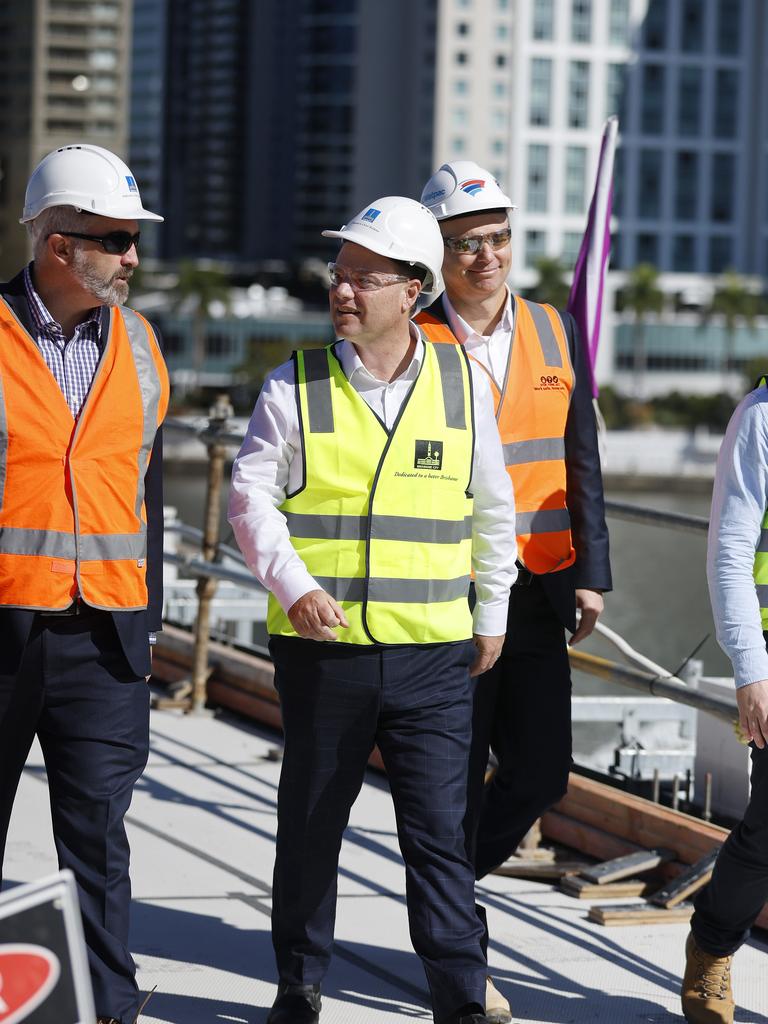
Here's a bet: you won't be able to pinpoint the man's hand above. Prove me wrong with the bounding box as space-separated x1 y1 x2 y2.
569 588 604 645
736 679 768 748
287 589 350 641
470 634 505 677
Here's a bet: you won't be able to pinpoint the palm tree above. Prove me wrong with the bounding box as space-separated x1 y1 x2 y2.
529 256 570 309
173 260 232 384
621 263 664 400
706 270 757 384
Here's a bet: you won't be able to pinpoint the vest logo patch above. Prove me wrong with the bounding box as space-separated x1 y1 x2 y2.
414 440 443 471
535 374 565 392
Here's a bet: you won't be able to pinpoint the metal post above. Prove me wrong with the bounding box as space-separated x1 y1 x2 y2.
652 768 660 804
703 772 713 822
189 394 233 714
671 773 681 811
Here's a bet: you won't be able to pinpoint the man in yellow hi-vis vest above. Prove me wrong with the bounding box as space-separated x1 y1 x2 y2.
417 161 612 1023
229 197 517 1024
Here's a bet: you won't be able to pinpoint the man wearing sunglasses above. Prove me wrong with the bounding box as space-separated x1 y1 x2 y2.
230 196 517 1024
0 144 168 1024
416 161 612 1022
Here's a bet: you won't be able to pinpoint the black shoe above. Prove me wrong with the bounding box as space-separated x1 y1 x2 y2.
458 1016 493 1024
266 982 321 1024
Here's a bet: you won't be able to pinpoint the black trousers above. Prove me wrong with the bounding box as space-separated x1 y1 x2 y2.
692 737 768 956
269 636 487 1024
0 611 149 1024
465 578 572 883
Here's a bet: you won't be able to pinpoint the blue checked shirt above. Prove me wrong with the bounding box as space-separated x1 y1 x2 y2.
23 264 102 418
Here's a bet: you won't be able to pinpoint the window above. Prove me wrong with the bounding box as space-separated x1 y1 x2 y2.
565 146 587 213
637 233 659 264
638 149 662 218
674 152 698 220
491 109 507 130
613 147 625 216
493 81 507 97
642 0 667 49
457 22 469 35
568 61 590 128
678 66 702 136
452 108 468 128
529 58 552 127
491 139 505 155
527 144 549 212
526 230 547 268
641 65 665 133
455 51 468 64
711 153 735 222
714 69 738 138
673 235 696 272
717 0 741 54
454 79 469 95
571 0 592 42
562 231 582 268
606 63 626 119
709 236 733 272
680 0 704 52
609 0 631 45
496 23 509 39
451 137 466 154
532 0 554 40
495 53 507 67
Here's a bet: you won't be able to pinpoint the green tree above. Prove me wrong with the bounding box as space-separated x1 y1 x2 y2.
706 270 758 381
528 256 570 309
173 260 232 382
621 263 664 400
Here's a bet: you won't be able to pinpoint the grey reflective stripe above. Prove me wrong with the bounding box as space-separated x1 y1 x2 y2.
314 575 470 604
302 348 334 433
0 526 146 560
0 371 6 511
371 514 472 543
523 300 563 368
432 342 466 429
516 508 571 534
757 584 768 606
121 307 163 518
758 529 768 552
284 511 367 540
284 511 473 543
502 437 566 465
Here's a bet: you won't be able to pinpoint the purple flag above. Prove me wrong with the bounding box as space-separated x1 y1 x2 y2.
567 116 618 398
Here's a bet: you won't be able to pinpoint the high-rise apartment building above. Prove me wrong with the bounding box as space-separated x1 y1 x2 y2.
0 0 132 277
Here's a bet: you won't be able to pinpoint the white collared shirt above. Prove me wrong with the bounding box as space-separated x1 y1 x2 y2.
229 326 517 636
442 286 515 390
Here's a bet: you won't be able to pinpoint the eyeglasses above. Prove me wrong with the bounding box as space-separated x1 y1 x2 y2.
442 226 511 255
50 230 141 255
327 262 412 292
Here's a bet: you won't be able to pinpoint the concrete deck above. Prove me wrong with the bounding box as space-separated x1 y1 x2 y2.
5 702 768 1023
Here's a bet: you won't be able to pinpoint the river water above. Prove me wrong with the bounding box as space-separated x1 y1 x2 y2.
164 472 729 683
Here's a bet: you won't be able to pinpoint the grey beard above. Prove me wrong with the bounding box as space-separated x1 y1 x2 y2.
72 249 131 306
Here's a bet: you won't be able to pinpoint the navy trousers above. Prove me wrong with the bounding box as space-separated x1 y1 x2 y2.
269 636 487 1024
0 610 149 1024
692 730 768 956
465 578 572 882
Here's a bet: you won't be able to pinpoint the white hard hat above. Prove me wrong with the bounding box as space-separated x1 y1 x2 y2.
21 143 163 223
322 196 444 300
421 161 516 221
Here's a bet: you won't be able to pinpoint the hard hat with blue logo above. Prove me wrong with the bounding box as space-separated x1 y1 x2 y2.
322 196 444 301
21 144 163 223
421 161 516 221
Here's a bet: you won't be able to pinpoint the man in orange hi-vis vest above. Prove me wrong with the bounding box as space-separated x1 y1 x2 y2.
0 145 169 1024
416 161 612 1023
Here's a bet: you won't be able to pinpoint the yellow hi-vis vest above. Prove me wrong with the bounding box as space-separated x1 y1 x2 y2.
753 377 768 627
267 340 476 645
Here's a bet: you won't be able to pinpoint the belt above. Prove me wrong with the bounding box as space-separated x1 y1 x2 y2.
37 601 88 617
513 565 536 587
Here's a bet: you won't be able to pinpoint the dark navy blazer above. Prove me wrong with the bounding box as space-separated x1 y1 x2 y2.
0 271 165 678
422 296 612 632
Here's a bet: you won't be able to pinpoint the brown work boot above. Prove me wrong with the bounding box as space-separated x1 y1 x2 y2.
681 932 735 1023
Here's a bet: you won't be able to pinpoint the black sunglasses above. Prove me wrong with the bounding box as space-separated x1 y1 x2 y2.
51 230 141 255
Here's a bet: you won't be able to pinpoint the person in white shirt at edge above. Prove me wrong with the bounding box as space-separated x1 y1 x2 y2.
681 376 768 1024
229 197 516 1024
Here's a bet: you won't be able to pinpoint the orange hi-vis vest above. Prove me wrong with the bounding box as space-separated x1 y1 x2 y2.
0 300 169 611
416 297 576 574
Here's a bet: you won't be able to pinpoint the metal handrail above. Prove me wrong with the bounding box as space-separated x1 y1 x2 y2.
604 499 709 534
164 550 265 591
165 521 247 565
165 416 245 448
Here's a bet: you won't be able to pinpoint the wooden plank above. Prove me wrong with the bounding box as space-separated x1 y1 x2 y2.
579 847 676 884
649 849 720 908
492 860 587 880
588 902 694 926
561 876 654 900
540 810 646 864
